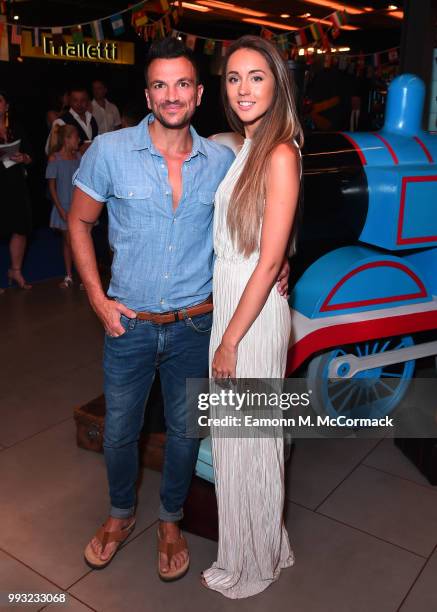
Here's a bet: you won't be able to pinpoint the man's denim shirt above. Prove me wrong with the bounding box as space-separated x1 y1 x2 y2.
73 114 235 312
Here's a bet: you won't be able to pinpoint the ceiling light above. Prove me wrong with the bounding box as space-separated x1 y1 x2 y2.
387 10 403 18
280 13 290 18
13 15 19 20
181 2 211 11
307 17 336 26
388 4 398 9
197 1 268 16
298 49 305 56
338 47 351 51
242 17 297 30
302 1 364 15
301 12 311 17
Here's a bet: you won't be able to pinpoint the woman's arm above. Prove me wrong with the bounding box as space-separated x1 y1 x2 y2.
212 142 300 378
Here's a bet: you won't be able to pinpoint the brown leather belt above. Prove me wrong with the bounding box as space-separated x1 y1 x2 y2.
136 295 213 324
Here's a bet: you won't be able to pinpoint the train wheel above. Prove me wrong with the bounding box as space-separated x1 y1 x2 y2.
306 336 416 421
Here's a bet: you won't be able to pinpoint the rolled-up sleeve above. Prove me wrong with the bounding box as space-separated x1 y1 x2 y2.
72 136 111 202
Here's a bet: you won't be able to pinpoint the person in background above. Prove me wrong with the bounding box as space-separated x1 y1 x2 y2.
46 89 70 129
46 124 81 288
120 100 147 128
91 79 121 134
0 90 33 292
45 86 98 155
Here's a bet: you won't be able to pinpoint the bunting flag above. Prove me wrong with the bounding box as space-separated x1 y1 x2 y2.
51 27 64 49
172 8 179 24
204 38 215 55
331 25 340 39
277 34 289 51
164 14 171 33
110 14 124 36
295 29 307 46
309 23 323 41
321 30 331 52
159 0 169 10
0 15 8 61
222 40 231 56
0 1 6 15
131 3 147 26
185 34 196 50
91 19 104 41
260 28 274 41
11 24 22 45
71 25 84 44
32 27 40 47
330 10 348 28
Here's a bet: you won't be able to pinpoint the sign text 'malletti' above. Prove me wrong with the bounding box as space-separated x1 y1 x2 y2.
43 37 118 61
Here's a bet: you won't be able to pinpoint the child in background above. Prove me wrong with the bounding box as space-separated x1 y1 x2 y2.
46 124 81 288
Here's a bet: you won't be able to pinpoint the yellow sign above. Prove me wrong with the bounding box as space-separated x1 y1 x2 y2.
20 31 135 65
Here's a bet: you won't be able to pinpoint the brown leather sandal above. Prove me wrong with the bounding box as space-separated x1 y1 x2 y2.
157 529 190 582
83 517 136 570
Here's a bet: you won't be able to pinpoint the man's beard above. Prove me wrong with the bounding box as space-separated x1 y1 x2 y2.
153 105 193 130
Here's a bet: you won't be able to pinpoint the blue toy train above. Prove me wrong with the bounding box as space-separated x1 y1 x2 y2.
195 74 437 482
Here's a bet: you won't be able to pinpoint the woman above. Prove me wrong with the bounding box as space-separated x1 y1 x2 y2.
0 90 33 291
201 36 303 598
46 89 69 129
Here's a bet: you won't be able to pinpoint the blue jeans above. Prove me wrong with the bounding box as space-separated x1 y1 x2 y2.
102 311 212 522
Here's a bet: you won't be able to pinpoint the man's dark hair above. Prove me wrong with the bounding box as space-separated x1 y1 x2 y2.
144 37 200 85
68 85 89 96
92 78 107 87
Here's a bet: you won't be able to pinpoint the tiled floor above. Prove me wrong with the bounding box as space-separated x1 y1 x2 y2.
1 278 437 612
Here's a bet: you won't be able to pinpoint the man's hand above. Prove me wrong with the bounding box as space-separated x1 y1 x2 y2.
276 256 290 297
93 297 137 337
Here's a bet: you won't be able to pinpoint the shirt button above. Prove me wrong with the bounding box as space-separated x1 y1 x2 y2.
160 298 164 304
161 164 165 168
169 245 173 251
128 191 134 196
165 191 170 195
164 273 169 279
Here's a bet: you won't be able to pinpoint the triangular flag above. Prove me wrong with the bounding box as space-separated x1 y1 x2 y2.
277 34 289 51
159 0 169 10
204 39 215 55
0 15 8 61
185 34 196 50
164 14 171 33
0 1 7 15
111 14 124 36
11 24 22 45
91 20 104 42
71 25 84 44
331 25 340 39
32 27 40 47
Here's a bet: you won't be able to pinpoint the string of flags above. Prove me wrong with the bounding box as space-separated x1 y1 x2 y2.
0 0 183 55
0 0 400 77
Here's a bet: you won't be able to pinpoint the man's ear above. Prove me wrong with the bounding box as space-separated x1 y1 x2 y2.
196 83 204 107
144 88 151 110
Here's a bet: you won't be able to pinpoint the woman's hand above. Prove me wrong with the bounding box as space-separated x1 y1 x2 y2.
212 340 237 379
10 152 31 164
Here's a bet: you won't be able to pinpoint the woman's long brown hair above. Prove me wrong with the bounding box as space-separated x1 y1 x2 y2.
222 35 303 257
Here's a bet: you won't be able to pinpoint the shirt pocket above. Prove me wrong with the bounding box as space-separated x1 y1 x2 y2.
113 183 153 229
186 190 215 232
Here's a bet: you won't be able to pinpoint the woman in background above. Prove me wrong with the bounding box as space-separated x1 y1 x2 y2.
202 36 302 599
0 90 33 291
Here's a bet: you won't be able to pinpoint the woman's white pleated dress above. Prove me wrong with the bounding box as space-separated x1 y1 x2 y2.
202 138 295 599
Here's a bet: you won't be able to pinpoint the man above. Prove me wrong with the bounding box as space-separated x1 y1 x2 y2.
91 79 122 134
45 86 98 154
69 37 288 581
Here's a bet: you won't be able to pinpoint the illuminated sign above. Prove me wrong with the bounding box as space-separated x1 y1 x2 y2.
20 31 135 65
